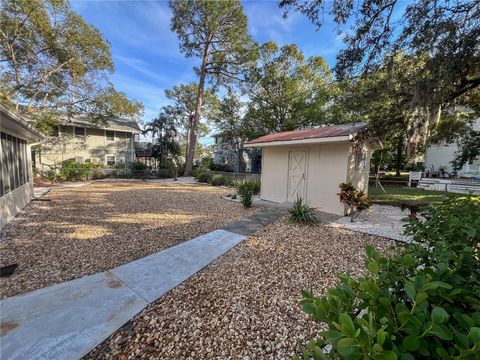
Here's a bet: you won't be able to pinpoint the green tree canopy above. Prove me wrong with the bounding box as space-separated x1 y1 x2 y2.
212 90 249 171
280 0 480 156
0 0 143 127
243 41 337 138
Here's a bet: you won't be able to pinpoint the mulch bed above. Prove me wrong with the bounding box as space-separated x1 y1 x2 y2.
86 217 393 360
0 181 257 298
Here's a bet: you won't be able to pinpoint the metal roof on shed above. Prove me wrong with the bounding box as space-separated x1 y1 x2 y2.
245 122 367 146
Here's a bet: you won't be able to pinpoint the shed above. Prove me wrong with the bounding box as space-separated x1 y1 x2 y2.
244 123 381 215
1 105 44 229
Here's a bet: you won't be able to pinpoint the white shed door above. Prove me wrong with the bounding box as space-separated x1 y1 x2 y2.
287 150 307 202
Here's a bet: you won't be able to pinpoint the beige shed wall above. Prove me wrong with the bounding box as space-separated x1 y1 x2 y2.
347 143 372 194
37 126 136 170
260 142 351 215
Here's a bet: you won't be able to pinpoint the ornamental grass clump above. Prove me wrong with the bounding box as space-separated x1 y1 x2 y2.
296 196 480 360
338 182 370 222
289 197 318 224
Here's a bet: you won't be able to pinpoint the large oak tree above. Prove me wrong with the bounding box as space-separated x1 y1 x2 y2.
0 0 143 128
280 0 480 156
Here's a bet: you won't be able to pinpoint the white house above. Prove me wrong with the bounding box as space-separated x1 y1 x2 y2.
245 123 381 215
1 105 44 229
424 118 480 178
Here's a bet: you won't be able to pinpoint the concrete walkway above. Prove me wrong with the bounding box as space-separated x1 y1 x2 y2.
332 204 412 242
0 209 283 360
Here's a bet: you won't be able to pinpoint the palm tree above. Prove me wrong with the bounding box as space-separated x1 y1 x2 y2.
143 108 179 168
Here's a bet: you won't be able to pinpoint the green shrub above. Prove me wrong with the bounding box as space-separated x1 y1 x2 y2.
289 197 318 224
195 172 212 183
60 160 103 181
211 174 226 186
233 179 261 195
296 196 480 360
130 161 147 171
129 161 147 178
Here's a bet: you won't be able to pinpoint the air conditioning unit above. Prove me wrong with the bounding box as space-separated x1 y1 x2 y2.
89 157 100 163
75 156 85 163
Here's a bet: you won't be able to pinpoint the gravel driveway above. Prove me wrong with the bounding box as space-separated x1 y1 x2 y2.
86 217 393 360
0 181 256 298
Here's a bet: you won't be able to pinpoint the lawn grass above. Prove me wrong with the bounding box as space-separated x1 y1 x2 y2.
368 186 465 206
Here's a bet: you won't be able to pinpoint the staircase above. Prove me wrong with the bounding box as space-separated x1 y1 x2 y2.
417 178 480 195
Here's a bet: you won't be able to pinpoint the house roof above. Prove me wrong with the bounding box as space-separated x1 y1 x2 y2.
64 115 142 133
244 122 368 147
0 104 45 140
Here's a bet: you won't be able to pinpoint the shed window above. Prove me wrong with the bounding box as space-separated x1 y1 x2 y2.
106 130 115 141
106 155 116 166
355 150 366 170
74 127 85 136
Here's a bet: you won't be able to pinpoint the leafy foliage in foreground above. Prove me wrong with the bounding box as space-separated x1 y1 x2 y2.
297 197 480 359
289 197 318 225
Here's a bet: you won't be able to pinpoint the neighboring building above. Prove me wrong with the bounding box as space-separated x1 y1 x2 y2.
424 118 480 178
35 116 141 172
212 134 261 173
1 105 44 229
245 123 381 215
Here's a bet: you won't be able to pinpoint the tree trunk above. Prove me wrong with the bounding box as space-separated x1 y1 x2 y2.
183 51 208 176
395 135 404 176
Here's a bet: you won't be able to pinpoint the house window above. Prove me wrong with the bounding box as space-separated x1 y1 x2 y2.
75 156 85 163
106 155 116 166
106 130 115 141
355 150 366 170
74 127 85 136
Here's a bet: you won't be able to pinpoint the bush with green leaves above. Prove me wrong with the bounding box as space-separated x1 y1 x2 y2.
129 161 148 178
195 172 212 183
211 174 226 186
297 196 480 360
233 179 261 195
289 197 318 224
60 160 103 181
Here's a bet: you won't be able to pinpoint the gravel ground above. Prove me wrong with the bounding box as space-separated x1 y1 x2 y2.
0 181 257 298
333 204 412 242
86 217 393 360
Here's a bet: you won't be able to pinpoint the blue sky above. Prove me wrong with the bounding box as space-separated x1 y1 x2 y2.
71 0 345 143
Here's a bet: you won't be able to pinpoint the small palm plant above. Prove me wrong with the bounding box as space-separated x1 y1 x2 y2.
289 197 319 224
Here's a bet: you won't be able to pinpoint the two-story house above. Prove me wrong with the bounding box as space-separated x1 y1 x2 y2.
35 115 141 172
